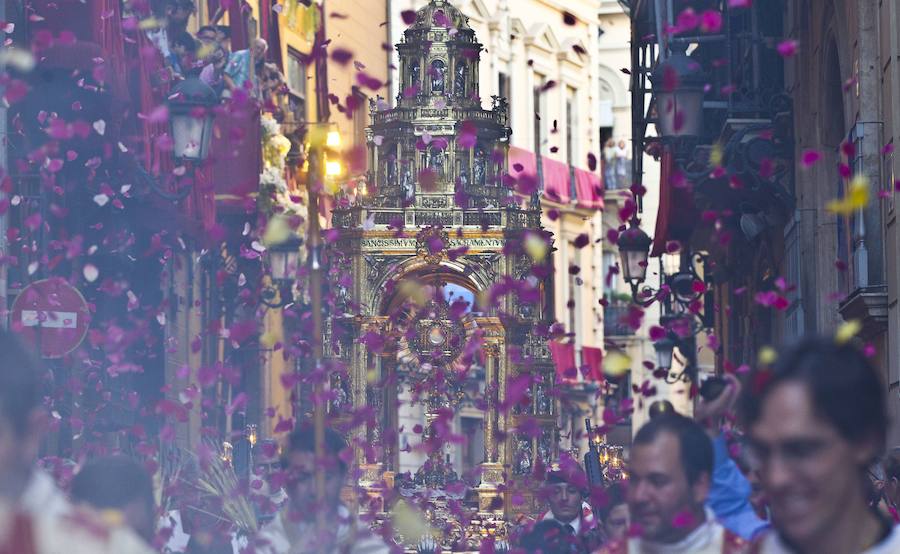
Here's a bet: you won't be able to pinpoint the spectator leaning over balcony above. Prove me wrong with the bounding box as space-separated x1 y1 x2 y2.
225 38 268 94
200 44 232 97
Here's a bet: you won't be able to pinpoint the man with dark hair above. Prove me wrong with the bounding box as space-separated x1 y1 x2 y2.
538 460 602 551
0 330 153 552
596 414 751 553
71 456 157 543
254 422 389 553
743 337 900 553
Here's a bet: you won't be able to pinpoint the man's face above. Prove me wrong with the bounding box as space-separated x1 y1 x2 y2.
604 503 629 541
197 30 216 43
628 432 709 542
251 42 267 61
284 451 343 520
546 482 583 523
749 382 876 548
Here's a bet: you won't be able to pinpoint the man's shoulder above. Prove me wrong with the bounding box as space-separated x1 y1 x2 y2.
33 506 155 554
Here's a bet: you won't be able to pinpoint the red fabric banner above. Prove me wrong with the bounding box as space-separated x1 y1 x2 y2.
541 156 570 204
549 340 577 382
509 146 537 176
581 346 605 382
229 0 250 51
651 149 697 256
574 167 603 210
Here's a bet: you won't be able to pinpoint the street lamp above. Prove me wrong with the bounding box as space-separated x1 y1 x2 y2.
654 333 676 372
169 77 218 162
617 218 653 300
139 77 219 200
262 233 303 308
651 44 706 143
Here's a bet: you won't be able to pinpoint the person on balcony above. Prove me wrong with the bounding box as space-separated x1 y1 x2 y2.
225 38 268 95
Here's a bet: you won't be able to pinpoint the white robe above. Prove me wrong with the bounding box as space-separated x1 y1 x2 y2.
757 525 900 554
254 504 390 554
628 508 729 554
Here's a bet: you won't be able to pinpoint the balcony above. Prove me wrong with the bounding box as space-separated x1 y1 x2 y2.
604 302 636 337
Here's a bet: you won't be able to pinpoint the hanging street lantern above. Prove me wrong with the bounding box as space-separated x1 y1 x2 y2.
654 333 676 372
651 45 706 142
262 233 303 308
617 218 653 300
168 77 219 163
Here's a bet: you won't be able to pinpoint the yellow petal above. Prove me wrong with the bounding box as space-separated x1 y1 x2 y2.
710 143 724 167
390 500 435 545
827 175 870 215
835 319 862 344
262 217 292 246
138 17 161 30
758 346 777 367
603 351 631 378
524 233 548 262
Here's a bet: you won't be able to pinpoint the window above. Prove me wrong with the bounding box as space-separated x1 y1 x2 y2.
603 251 619 289
351 87 367 149
567 245 582 340
566 87 577 166
498 71 510 114
460 417 484 473
286 49 307 122
533 73 548 154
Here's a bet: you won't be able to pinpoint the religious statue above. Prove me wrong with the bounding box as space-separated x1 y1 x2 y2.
454 63 467 98
410 59 421 88
429 147 445 177
430 60 446 94
401 162 414 199
473 146 486 186
385 156 397 187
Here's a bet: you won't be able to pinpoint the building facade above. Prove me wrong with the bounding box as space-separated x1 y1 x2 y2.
627 0 900 445
387 0 674 457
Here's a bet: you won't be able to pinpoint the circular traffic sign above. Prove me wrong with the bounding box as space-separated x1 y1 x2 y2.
11 278 90 358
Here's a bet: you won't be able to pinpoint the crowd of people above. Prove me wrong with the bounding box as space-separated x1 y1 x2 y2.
1 330 900 552
145 0 284 106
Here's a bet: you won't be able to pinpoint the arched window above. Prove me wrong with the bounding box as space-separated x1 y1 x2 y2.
409 59 420 89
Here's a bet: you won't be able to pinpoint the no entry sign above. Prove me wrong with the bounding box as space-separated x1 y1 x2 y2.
11 278 90 358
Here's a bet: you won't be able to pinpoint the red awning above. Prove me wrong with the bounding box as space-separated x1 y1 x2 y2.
651 150 697 256
549 340 577 382
581 346 604 382
574 168 604 210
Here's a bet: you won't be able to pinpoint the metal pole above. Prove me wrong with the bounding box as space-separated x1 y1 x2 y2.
306 143 327 527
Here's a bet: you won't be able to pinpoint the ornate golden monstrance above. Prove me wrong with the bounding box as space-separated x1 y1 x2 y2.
327 1 559 549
